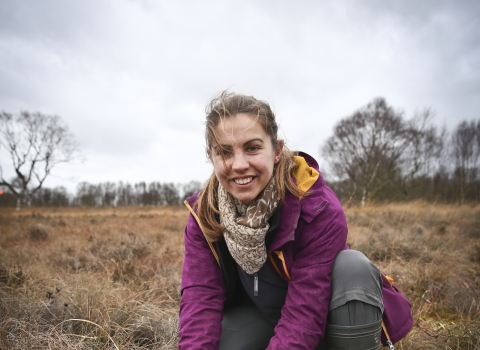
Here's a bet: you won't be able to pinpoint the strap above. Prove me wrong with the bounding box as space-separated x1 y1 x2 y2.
382 321 395 350
184 200 220 266
380 272 395 349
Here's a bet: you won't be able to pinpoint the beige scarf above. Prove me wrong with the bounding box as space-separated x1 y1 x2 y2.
218 178 280 275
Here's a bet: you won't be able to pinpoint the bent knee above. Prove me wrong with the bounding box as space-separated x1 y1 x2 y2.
330 250 384 314
331 250 382 296
333 250 377 280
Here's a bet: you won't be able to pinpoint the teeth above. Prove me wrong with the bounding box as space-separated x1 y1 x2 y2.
234 177 253 185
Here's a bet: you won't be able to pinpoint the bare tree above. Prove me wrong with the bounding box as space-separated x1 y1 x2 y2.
321 98 409 206
0 111 80 209
181 180 203 201
116 181 136 206
75 182 101 207
400 110 445 198
450 120 480 203
101 182 117 206
161 182 180 205
148 181 162 205
30 186 70 207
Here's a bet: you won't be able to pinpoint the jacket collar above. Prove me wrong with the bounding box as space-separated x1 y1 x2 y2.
268 152 327 252
268 190 301 253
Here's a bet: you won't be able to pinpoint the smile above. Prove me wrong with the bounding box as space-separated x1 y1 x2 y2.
234 177 253 185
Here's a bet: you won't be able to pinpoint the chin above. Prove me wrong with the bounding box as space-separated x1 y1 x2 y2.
239 198 254 206
234 192 258 206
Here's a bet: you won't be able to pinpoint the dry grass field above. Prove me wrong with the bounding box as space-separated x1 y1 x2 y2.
0 202 479 349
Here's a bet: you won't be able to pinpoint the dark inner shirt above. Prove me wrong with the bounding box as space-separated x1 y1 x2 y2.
236 206 289 326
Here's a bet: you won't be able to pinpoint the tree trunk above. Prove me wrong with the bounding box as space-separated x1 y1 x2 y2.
361 187 367 208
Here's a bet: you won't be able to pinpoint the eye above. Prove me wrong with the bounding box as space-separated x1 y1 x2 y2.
247 145 260 152
219 148 233 157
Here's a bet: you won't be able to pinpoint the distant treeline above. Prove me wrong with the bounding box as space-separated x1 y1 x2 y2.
1 98 479 207
327 166 480 205
0 181 204 207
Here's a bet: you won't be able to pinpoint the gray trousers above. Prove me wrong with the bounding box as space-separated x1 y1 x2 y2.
220 250 384 350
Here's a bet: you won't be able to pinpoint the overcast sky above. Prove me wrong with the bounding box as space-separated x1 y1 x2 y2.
1 0 479 193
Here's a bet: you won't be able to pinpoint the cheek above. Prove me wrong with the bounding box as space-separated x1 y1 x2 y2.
260 156 276 176
212 158 228 176
212 162 222 176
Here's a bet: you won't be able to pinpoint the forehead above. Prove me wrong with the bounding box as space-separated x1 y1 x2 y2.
215 113 268 144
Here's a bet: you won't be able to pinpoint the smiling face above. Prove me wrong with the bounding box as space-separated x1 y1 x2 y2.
211 113 283 205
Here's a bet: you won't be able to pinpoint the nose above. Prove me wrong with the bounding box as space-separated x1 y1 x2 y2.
231 151 249 172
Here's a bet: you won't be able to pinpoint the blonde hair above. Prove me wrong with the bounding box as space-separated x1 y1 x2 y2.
197 91 305 241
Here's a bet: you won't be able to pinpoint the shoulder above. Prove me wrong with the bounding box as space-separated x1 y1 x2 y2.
286 154 347 254
185 191 201 209
293 152 345 222
183 191 210 246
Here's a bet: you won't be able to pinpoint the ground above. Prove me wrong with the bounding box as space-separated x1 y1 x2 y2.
0 203 479 349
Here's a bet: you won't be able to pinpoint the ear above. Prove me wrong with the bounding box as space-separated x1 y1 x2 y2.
274 140 284 164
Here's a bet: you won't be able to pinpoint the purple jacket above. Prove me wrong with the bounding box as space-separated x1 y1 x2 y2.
179 153 412 349
180 153 348 349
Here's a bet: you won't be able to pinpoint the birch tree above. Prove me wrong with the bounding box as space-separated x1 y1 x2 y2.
321 98 409 206
450 120 480 203
0 111 79 209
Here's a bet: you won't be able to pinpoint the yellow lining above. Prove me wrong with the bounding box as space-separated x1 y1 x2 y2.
268 254 282 278
293 156 319 199
385 275 394 285
184 200 220 266
381 271 394 286
274 251 291 280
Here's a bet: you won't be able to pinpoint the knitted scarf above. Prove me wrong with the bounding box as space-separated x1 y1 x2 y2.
218 178 280 275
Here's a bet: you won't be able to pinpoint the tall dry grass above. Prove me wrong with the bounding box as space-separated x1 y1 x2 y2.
346 201 480 350
0 206 184 349
0 202 479 349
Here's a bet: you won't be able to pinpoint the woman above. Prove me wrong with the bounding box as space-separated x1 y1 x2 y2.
179 91 412 349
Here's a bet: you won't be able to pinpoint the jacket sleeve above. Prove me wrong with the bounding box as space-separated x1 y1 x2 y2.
268 197 348 349
179 214 226 350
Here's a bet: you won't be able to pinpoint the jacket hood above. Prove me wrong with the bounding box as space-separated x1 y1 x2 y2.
293 153 320 198
294 152 328 223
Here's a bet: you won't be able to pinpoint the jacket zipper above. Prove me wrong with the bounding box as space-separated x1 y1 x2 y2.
254 273 258 296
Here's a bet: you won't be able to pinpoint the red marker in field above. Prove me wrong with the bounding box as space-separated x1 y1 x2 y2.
0 190 4 195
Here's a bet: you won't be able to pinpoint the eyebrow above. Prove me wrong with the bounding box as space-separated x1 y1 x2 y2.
216 138 265 149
